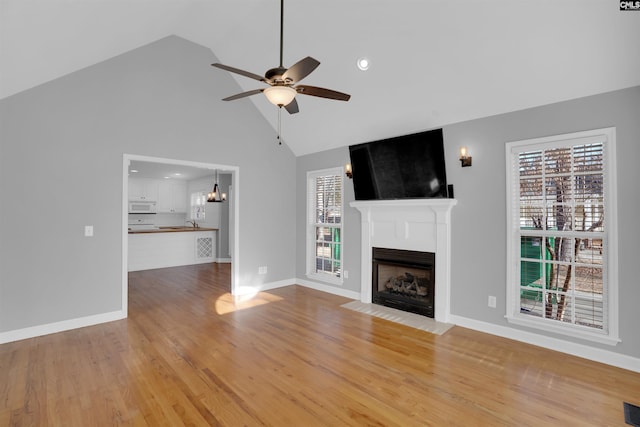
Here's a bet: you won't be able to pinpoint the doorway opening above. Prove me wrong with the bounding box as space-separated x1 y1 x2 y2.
122 154 239 315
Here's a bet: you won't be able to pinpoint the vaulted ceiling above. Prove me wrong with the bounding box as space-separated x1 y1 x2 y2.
2 0 639 156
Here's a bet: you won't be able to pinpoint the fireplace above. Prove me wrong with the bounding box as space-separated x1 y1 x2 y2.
372 247 435 318
350 199 456 323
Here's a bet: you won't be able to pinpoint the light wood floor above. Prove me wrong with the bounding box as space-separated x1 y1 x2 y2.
1 263 638 426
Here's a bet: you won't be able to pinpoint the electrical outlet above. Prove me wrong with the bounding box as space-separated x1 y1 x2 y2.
84 225 94 237
488 295 497 308
258 266 267 275
343 270 349 279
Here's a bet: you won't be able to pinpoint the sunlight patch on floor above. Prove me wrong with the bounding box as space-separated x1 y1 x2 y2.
215 291 283 315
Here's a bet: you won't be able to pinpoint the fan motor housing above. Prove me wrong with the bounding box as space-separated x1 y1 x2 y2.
265 66 290 84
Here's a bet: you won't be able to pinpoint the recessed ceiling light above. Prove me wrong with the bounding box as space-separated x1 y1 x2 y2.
357 57 370 71
164 176 170 179
174 173 182 176
130 169 139 173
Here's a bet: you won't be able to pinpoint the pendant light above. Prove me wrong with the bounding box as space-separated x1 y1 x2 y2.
207 171 227 203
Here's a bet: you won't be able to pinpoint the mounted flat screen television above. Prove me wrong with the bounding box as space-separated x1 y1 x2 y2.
348 128 448 200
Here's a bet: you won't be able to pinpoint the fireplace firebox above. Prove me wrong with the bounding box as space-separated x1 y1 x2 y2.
372 247 435 318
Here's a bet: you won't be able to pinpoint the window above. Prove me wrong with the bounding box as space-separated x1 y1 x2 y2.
505 127 619 345
190 191 206 220
307 168 343 284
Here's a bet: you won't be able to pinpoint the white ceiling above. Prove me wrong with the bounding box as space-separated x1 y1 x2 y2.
2 1 639 156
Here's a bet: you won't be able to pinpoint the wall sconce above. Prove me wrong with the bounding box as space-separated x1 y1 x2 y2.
345 163 353 179
459 147 472 167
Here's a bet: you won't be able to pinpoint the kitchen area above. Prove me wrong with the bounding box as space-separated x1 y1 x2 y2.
127 160 231 272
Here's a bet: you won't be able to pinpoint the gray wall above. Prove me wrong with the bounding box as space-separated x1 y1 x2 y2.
218 173 232 259
296 86 640 359
0 36 296 332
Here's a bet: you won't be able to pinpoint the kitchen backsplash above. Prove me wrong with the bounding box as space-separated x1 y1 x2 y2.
128 212 187 227
155 213 189 226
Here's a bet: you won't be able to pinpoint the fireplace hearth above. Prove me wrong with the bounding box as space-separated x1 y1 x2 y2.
372 247 435 318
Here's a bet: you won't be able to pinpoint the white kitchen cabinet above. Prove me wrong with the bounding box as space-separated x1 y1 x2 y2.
158 181 187 213
128 230 216 271
129 178 159 201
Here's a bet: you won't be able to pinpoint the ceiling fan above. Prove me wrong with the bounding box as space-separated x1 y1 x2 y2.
211 0 350 115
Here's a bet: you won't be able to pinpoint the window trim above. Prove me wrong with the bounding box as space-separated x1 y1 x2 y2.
306 167 344 286
505 127 620 346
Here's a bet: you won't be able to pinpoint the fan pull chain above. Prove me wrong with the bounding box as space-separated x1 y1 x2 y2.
277 107 282 145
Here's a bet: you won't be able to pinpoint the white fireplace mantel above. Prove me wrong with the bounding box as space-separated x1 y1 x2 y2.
350 199 457 323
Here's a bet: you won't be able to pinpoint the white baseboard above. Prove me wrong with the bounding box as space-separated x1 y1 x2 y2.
233 277 360 301
216 258 232 263
233 278 296 295
0 310 127 344
449 314 640 373
296 278 360 300
257 278 296 292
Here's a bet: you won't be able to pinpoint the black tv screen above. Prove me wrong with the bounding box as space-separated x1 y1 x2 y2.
348 129 447 200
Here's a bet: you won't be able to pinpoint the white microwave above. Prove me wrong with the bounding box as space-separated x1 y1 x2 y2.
129 201 157 214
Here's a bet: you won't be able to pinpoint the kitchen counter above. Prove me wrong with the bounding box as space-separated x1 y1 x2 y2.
128 226 218 234
128 228 218 271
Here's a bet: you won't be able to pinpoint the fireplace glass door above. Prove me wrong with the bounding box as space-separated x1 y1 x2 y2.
372 248 435 318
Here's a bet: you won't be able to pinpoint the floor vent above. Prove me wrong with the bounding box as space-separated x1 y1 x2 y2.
196 237 213 260
625 402 640 426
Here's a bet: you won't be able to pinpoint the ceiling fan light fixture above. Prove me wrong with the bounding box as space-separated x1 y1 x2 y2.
264 86 296 107
210 0 350 114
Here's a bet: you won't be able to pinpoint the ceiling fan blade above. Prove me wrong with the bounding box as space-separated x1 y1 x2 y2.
284 98 299 114
282 57 320 83
295 85 351 101
222 89 264 101
211 63 265 82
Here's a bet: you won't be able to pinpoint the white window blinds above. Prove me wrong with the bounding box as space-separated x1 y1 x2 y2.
307 168 343 284
505 128 619 345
